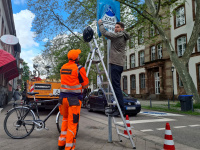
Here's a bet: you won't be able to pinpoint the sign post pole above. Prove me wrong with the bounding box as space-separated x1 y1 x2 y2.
97 0 120 143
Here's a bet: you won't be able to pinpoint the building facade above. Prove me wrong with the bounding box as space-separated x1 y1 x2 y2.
0 0 22 107
121 0 200 100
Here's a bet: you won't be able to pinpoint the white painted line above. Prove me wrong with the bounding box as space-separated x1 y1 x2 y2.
173 126 186 129
116 118 176 125
129 118 176 124
156 128 165 130
188 124 200 127
140 129 154 132
140 111 184 116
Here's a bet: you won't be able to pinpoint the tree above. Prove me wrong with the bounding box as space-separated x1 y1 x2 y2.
21 61 30 91
116 0 200 103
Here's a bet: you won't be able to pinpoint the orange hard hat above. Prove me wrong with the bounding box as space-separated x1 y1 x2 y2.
67 49 81 60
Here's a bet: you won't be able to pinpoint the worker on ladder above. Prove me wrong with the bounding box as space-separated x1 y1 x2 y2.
98 19 130 114
58 49 89 150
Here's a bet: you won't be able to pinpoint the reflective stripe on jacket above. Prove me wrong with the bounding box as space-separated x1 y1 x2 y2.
60 60 89 94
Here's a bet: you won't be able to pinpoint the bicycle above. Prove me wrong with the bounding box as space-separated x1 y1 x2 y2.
4 92 63 139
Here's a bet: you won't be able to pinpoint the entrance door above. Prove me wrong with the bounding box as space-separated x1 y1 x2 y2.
154 72 160 94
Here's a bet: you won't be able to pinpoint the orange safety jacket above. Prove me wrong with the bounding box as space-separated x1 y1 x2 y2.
60 60 89 94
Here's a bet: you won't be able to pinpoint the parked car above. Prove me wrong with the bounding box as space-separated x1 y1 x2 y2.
85 88 141 116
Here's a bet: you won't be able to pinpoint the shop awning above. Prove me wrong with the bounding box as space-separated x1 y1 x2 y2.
0 49 19 81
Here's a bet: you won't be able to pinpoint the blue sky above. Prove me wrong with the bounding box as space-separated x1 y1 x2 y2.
11 0 45 72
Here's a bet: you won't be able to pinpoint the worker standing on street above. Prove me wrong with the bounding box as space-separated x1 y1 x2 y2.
98 19 130 114
58 49 89 150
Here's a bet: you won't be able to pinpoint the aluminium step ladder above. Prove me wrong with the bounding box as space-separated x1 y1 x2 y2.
84 35 136 149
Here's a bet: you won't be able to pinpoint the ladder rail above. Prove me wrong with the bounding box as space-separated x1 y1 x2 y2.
86 45 97 77
93 37 136 148
85 35 136 149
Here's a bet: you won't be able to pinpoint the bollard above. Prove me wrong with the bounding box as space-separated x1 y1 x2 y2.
150 97 152 108
168 98 170 109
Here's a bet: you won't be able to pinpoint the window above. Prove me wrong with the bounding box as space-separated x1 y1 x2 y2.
139 51 144 66
179 77 183 87
177 36 186 56
123 76 127 90
131 75 136 89
130 54 135 68
140 73 145 89
123 56 127 70
198 65 200 84
1 18 4 36
138 28 144 44
157 43 162 59
192 0 196 20
197 34 200 52
130 37 135 48
150 24 155 37
98 90 104 97
151 46 156 61
175 6 185 28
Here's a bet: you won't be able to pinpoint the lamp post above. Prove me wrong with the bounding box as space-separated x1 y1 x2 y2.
171 66 174 102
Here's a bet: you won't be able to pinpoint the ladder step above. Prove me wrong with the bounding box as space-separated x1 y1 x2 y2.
107 102 117 106
118 132 129 139
98 71 105 74
105 92 112 95
87 60 101 64
101 81 109 85
114 122 125 128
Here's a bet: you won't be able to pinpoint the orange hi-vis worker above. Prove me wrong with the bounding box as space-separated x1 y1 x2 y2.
58 49 89 150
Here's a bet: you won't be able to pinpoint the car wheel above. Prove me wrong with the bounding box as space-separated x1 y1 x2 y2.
104 106 109 116
86 101 92 112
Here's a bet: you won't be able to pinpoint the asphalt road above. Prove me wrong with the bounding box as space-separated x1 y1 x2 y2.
81 108 200 149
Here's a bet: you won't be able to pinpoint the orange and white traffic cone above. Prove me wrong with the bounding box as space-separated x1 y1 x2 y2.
124 115 132 135
163 122 175 150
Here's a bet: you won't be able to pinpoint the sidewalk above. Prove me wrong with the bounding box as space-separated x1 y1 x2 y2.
0 101 198 150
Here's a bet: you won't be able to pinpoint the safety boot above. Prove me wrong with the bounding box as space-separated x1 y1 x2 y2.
58 145 65 150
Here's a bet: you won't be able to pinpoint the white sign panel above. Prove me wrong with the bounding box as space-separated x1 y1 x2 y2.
0 34 19 45
101 6 117 33
53 89 60 96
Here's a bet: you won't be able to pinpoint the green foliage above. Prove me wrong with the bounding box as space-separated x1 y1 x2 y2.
21 61 30 90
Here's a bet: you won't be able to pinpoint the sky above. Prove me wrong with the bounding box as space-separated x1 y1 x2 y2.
11 0 44 72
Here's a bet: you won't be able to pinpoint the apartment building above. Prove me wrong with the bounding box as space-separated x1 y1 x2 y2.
121 0 200 100
0 0 22 107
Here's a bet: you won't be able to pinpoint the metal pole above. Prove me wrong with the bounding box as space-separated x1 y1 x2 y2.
150 97 152 108
168 98 170 109
172 71 174 102
107 39 112 143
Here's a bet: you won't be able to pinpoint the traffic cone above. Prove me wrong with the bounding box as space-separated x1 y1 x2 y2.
124 115 132 135
163 122 175 150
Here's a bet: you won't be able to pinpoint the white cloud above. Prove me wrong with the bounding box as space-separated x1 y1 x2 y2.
13 0 26 5
20 49 38 72
42 38 49 42
13 9 39 49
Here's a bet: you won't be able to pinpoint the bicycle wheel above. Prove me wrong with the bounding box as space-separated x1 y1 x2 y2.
56 111 79 136
4 107 35 139
56 111 62 133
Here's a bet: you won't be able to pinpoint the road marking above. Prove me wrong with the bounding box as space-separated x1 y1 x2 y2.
156 128 165 130
140 111 184 116
188 124 200 127
116 118 176 125
140 129 154 132
173 126 186 128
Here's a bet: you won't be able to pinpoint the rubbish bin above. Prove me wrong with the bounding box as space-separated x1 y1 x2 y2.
178 95 193 111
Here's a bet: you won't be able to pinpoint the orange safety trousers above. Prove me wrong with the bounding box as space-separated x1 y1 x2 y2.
58 97 81 150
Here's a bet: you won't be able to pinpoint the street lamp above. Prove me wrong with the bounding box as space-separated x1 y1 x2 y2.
171 66 175 102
